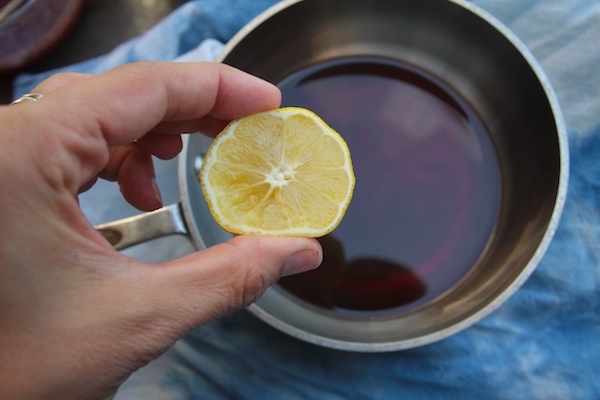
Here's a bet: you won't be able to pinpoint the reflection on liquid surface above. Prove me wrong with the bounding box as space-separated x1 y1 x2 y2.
279 235 427 316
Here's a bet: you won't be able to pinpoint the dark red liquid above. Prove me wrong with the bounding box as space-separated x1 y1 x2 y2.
277 57 500 317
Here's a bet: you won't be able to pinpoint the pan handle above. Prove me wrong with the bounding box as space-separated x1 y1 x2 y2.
94 203 189 251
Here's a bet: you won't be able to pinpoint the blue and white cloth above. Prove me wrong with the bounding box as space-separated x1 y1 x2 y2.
15 0 600 398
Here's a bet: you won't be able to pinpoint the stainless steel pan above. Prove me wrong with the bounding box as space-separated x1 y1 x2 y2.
97 0 568 351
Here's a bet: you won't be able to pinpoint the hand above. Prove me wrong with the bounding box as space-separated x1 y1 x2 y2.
0 62 322 400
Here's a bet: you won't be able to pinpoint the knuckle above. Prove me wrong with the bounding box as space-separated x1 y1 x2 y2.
225 239 281 312
36 72 90 93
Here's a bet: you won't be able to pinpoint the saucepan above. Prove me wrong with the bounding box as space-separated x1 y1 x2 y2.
97 0 568 351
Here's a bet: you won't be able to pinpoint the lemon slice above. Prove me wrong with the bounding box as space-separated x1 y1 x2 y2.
200 107 355 237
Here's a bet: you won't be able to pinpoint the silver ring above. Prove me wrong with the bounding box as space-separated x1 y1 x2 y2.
11 93 44 105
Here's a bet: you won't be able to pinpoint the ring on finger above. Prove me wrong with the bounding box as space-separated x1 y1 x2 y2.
11 93 44 105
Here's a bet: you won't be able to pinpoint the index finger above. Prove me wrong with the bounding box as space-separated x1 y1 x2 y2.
9 62 281 197
34 62 282 146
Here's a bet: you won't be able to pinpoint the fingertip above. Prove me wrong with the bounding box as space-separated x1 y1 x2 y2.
231 235 323 277
282 246 323 277
107 144 163 211
212 65 283 119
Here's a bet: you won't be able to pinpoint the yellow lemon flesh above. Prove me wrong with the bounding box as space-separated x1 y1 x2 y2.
200 107 355 237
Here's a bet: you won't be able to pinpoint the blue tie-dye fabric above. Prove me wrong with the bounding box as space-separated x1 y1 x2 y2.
14 1 599 399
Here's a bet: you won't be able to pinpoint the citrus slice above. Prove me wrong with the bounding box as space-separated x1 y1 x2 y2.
200 107 355 237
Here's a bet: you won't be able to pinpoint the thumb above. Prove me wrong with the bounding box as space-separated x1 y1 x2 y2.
148 235 322 331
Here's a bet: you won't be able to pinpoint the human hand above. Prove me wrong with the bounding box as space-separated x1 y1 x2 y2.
0 62 322 400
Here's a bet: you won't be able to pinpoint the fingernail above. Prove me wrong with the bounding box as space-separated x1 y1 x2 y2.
151 177 163 206
282 249 322 277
